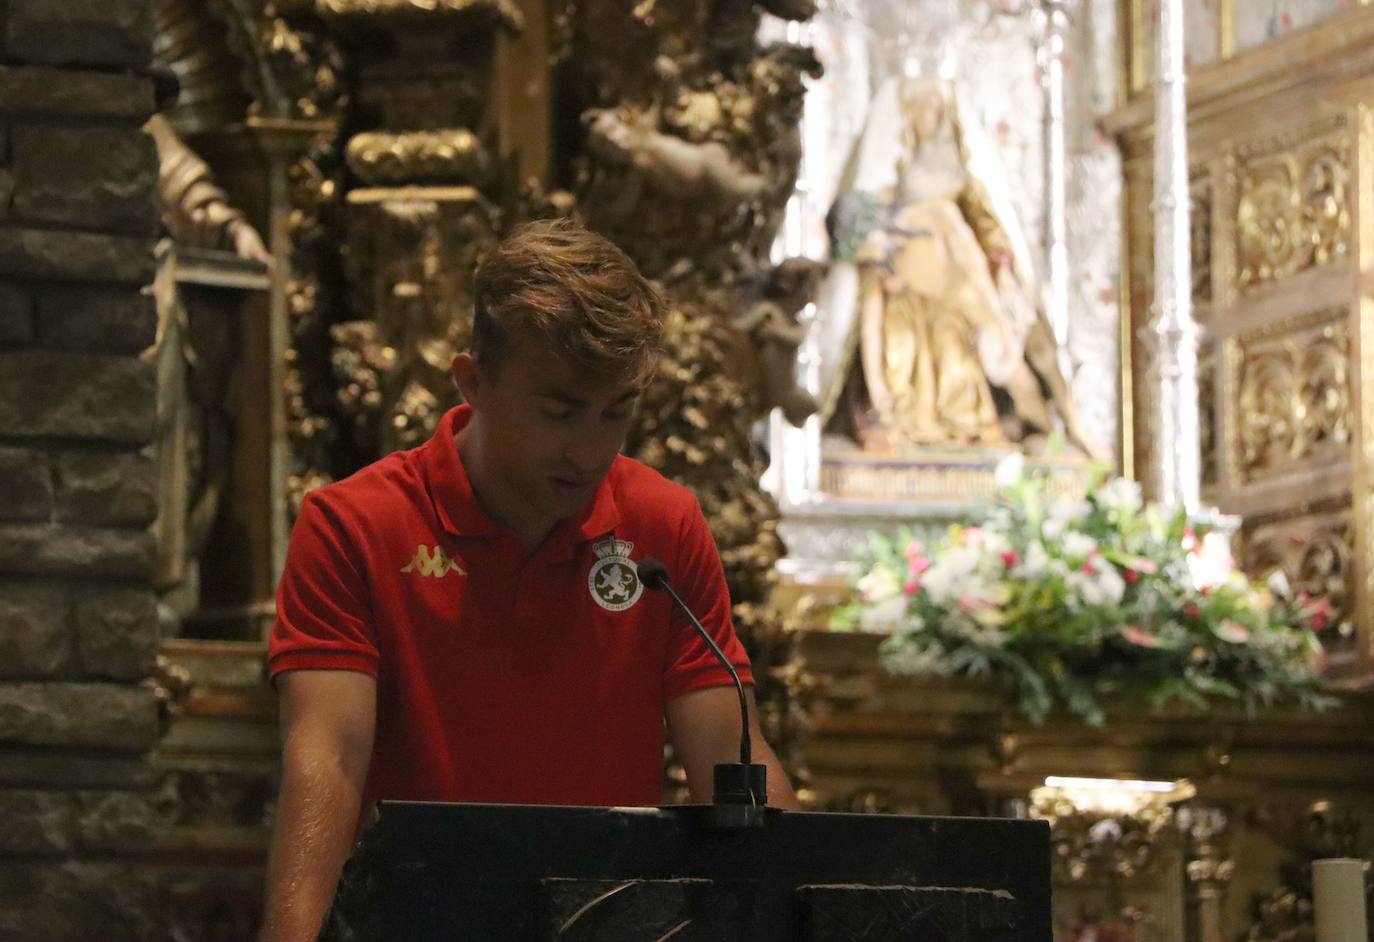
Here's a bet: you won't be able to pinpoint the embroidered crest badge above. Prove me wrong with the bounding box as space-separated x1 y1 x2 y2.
588 538 643 612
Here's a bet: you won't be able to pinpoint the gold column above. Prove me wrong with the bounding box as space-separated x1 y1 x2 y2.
1218 0 1235 60
1352 102 1374 679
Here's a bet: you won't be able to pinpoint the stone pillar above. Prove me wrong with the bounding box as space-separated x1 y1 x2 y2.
0 0 166 935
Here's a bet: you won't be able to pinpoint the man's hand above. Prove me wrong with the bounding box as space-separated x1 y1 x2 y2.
665 685 801 810
258 670 377 942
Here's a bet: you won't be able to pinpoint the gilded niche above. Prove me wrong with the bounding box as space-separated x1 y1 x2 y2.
1235 309 1351 481
1236 122 1350 291
1199 341 1217 488
1192 172 1212 307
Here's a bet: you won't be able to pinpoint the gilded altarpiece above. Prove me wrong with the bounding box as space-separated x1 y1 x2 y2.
1108 7 1374 680
1106 9 1374 941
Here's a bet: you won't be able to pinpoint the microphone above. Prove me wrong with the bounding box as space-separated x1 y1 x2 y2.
636 556 768 828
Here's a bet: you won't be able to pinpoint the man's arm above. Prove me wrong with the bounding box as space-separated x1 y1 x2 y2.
258 670 377 942
665 685 801 810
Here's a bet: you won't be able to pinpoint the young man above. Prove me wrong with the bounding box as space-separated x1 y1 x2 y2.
259 219 799 942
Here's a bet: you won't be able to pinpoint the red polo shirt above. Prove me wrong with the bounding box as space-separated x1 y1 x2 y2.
268 404 753 810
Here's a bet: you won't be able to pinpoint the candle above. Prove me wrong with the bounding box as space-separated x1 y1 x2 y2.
1313 858 1369 942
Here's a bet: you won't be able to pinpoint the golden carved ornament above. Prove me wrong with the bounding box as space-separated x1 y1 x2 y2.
344 129 489 185
338 194 493 454
1237 132 1350 291
1030 786 1180 882
1247 888 1315 942
1242 514 1354 657
315 0 523 31
1236 313 1351 480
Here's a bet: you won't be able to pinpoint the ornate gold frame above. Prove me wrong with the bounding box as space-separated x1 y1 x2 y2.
1106 5 1374 679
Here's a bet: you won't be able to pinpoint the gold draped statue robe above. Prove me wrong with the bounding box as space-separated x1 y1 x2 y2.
823 77 1099 458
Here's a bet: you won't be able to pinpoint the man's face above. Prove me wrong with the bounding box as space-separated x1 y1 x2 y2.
455 333 642 528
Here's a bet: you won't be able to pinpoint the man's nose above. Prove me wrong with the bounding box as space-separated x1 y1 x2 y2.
563 431 611 474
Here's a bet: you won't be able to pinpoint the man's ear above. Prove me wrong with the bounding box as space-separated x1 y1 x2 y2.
451 353 482 404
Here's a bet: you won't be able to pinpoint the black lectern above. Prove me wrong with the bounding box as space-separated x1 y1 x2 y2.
322 802 1052 941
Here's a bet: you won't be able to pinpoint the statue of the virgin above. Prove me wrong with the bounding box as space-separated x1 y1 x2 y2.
815 74 1099 458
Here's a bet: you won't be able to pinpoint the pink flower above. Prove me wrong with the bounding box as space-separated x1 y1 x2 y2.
1309 598 1331 630
1214 620 1250 644
903 578 921 597
1120 625 1161 648
1001 549 1019 568
958 594 994 613
904 540 926 561
1081 560 1096 575
1123 569 1139 584
1183 528 1201 555
909 556 932 576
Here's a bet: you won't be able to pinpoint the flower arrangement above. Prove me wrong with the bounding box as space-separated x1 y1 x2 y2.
829 454 1334 725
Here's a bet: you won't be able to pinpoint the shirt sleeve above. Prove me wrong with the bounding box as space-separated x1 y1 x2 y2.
267 491 380 680
662 499 754 702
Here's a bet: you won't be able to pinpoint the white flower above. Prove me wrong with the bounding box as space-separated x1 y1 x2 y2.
1187 531 1235 590
1043 498 1089 541
858 595 913 634
995 452 1026 488
1066 563 1126 608
1266 569 1292 598
1018 540 1051 577
921 546 988 607
1061 531 1098 562
883 640 951 678
980 531 1011 558
857 566 901 602
944 609 1009 648
1095 477 1143 516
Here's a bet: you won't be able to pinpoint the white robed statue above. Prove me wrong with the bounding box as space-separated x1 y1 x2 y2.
814 75 1099 457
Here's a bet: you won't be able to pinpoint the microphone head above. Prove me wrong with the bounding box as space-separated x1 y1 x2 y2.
636 556 669 591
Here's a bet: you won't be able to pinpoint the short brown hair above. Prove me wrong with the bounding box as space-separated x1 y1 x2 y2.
472 218 664 386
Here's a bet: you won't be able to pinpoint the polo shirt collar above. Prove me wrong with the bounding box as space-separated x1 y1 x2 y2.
422 404 620 548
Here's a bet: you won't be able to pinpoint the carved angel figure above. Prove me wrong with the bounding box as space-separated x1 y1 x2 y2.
818 76 1097 456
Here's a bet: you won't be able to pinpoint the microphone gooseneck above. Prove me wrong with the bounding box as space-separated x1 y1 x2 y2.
636 556 767 827
636 557 750 767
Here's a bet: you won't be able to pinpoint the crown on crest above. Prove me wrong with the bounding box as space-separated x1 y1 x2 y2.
593 538 634 560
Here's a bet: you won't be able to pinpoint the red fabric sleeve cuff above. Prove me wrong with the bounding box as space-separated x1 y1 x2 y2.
267 649 379 681
663 663 755 704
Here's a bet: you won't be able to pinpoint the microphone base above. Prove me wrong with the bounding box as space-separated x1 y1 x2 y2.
709 763 768 829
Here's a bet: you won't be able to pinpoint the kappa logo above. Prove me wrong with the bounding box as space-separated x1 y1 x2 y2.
401 544 467 578
588 537 643 612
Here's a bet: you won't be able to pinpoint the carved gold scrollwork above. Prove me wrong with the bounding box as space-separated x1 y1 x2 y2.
1242 512 1354 660
1236 312 1351 480
344 130 489 185
284 132 347 513
1236 130 1350 291
1032 789 1177 882
339 191 496 454
315 0 523 30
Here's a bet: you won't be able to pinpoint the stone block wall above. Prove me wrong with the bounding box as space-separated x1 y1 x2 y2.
0 0 168 937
